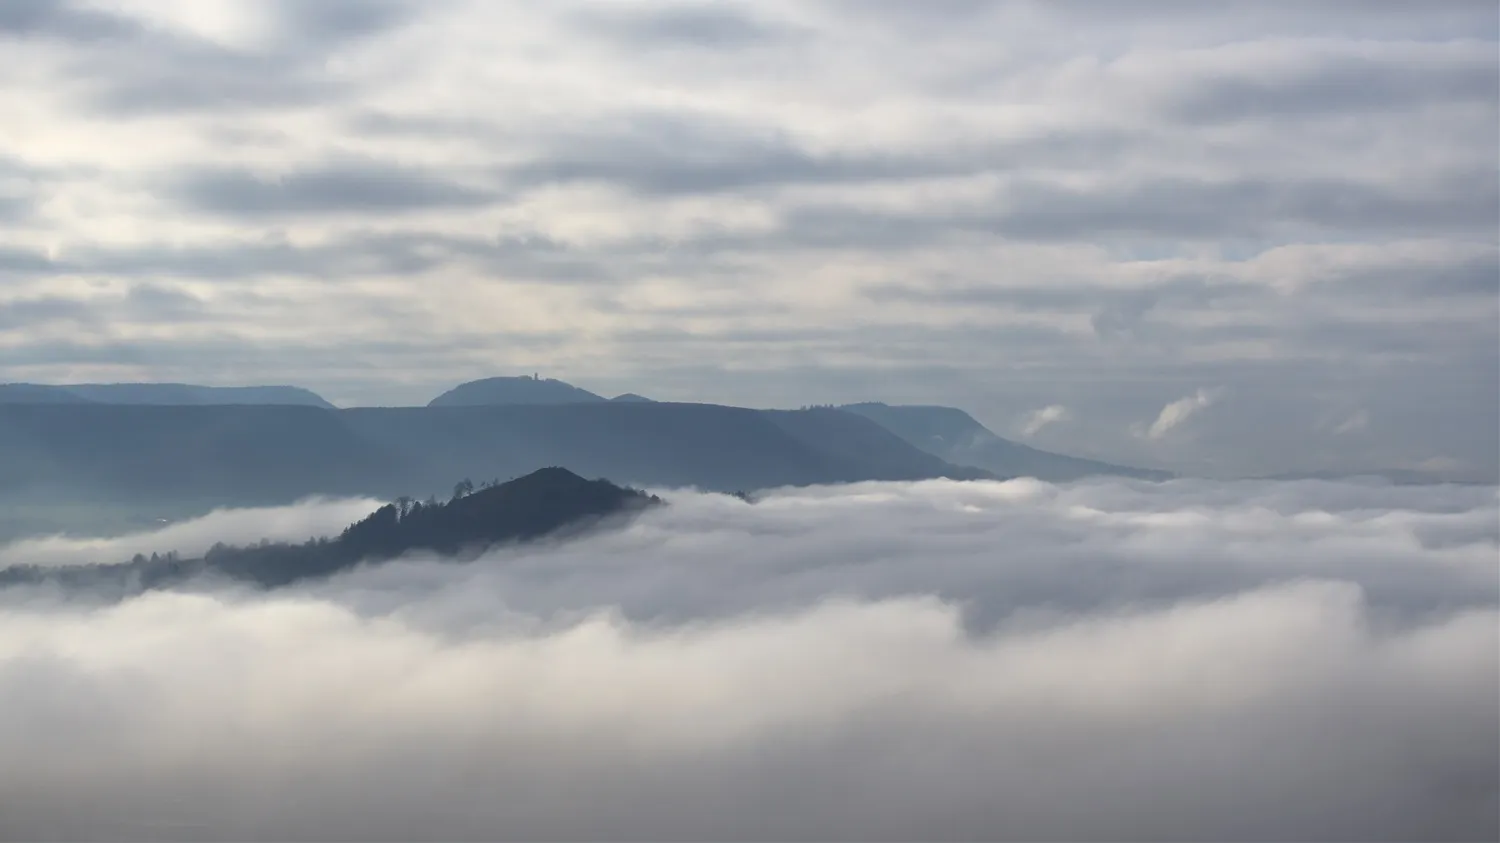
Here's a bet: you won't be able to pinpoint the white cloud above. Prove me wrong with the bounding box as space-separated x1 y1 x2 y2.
106 0 280 49
0 477 1495 840
1332 409 1370 434
1018 403 1071 437
1141 387 1222 439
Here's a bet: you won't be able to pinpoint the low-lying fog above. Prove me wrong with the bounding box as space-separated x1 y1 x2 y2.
1 478 1495 841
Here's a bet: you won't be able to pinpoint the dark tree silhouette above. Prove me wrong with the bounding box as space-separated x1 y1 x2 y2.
0 468 662 594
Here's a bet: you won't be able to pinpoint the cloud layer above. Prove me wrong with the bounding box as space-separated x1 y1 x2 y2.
0 496 382 569
0 0 1495 478
1 477 1495 841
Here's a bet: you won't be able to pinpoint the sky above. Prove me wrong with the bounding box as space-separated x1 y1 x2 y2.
0 0 1496 479
1 476 1496 840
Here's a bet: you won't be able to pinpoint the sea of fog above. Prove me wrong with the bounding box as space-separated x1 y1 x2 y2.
0 476 1495 841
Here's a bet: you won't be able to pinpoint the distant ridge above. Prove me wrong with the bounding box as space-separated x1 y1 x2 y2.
0 382 335 409
610 393 654 403
0 401 989 507
0 467 659 592
428 376 605 407
841 402 1170 482
0 384 97 404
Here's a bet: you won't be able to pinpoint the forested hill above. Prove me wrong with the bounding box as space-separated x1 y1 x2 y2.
0 468 659 593
337 467 658 562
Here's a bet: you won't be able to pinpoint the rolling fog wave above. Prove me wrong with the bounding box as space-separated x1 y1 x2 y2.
0 497 385 570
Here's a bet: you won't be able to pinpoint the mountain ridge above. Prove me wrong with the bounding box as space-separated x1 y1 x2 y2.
421 377 1163 482
428 376 605 407
0 402 990 510
0 382 335 409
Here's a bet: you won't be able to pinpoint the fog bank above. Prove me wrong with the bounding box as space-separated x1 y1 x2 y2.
0 478 1495 841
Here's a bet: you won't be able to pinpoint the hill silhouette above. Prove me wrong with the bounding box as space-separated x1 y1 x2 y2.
0 404 393 503
0 382 334 408
0 401 989 509
840 402 1170 481
0 384 97 404
0 467 659 592
428 376 604 407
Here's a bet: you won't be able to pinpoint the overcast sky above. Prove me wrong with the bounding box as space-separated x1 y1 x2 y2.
1 0 1496 478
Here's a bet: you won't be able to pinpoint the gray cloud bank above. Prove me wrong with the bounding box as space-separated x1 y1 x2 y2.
0 477 1495 841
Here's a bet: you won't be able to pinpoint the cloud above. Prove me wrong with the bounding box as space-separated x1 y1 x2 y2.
170 161 502 217
0 497 382 569
502 117 958 196
1161 42 1500 123
275 0 414 44
0 295 96 331
1018 404 1071 437
0 0 1495 479
0 478 1495 840
574 4 795 49
1331 409 1370 435
0 0 138 42
1141 387 1223 439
